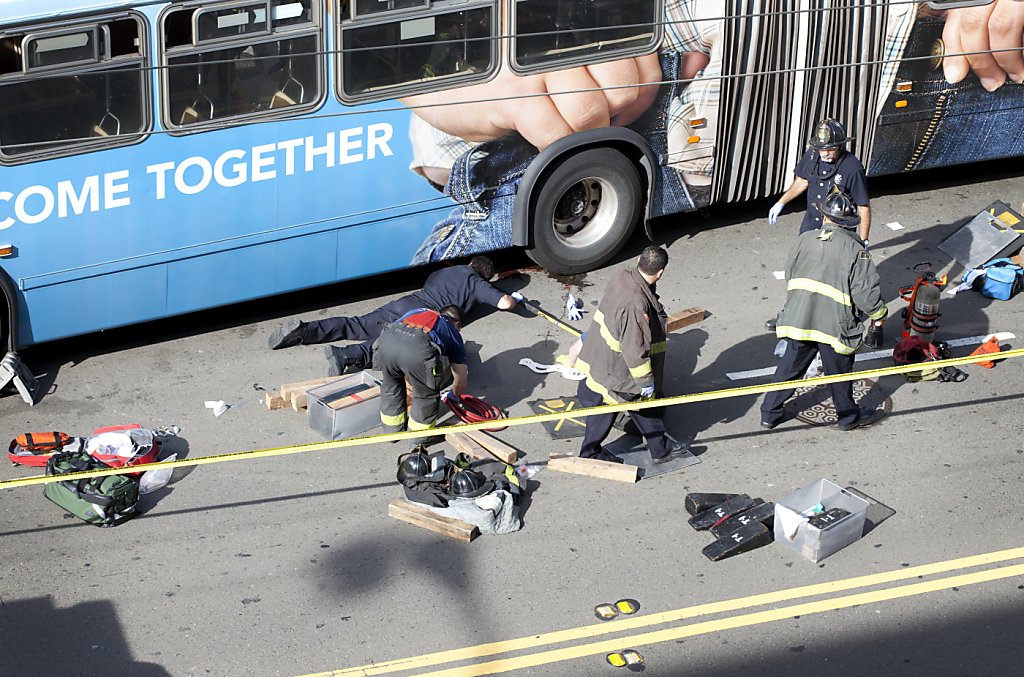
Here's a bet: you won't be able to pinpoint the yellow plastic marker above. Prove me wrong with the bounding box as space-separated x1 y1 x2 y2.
615 599 640 615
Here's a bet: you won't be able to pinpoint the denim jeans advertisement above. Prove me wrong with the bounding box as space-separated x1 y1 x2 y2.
395 0 1024 265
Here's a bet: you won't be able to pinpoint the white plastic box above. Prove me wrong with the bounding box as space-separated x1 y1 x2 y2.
307 371 382 440
774 478 869 563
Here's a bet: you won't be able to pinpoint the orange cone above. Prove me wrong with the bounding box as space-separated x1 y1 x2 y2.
969 336 1002 368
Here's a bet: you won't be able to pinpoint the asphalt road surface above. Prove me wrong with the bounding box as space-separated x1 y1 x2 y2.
2 160 1023 676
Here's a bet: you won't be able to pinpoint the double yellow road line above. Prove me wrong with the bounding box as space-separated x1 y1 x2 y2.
307 547 1024 676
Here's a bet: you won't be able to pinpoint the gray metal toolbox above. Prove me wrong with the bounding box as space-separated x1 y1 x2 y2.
307 371 382 440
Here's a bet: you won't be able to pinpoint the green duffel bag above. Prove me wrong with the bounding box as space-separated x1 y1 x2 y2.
44 450 139 527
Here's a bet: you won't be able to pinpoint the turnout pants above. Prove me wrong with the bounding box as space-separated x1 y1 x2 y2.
576 379 670 459
376 322 445 441
302 295 424 370
760 339 857 428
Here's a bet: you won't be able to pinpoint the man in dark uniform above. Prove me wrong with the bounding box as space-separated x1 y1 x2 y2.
574 246 689 465
267 255 520 374
766 118 871 334
760 188 887 432
375 306 468 443
768 118 871 240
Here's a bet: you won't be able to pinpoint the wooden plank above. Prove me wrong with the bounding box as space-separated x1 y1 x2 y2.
388 499 478 542
264 392 287 410
445 432 493 461
548 453 638 484
326 385 381 411
279 377 334 401
463 429 518 464
667 307 705 332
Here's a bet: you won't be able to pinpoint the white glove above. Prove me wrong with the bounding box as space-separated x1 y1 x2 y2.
511 291 525 303
566 294 584 321
639 385 655 399
768 202 784 225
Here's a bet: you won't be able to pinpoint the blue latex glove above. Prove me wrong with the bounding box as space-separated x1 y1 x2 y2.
768 202 784 225
511 291 525 302
442 390 456 404
639 385 655 399
566 294 584 321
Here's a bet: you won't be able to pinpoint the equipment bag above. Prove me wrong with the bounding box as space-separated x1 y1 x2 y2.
85 424 159 472
893 336 941 382
969 258 1024 300
43 450 140 527
8 432 80 466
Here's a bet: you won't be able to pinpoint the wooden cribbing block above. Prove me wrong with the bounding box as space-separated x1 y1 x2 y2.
445 431 492 461
264 392 287 410
463 429 518 464
280 377 335 402
667 307 705 332
326 385 381 411
388 499 478 542
547 453 638 484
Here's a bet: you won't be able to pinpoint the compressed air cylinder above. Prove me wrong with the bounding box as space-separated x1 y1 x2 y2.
909 282 941 342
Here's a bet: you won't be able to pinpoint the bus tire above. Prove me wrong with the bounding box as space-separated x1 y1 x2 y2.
526 147 642 275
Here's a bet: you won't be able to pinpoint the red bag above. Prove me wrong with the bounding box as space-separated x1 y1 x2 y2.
85 424 160 472
8 431 77 466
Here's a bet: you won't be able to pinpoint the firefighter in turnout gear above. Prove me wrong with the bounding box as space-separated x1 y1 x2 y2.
575 246 689 465
760 188 888 432
375 306 468 443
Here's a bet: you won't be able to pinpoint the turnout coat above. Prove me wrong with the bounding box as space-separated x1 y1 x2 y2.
777 226 887 355
577 267 668 403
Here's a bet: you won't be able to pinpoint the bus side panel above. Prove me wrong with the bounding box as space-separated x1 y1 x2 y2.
166 240 278 315
273 230 338 293
19 265 167 345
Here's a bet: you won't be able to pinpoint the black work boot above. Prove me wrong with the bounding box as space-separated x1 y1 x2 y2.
268 318 307 350
651 436 692 464
324 346 360 377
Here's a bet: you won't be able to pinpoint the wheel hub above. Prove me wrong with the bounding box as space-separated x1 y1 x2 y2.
552 177 618 248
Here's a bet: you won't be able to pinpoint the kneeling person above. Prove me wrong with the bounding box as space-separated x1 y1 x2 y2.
373 306 468 442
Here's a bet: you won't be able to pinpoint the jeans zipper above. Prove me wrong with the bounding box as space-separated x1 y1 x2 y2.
903 91 949 172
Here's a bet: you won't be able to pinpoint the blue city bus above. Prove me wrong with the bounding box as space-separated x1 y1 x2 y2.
1 0 1020 353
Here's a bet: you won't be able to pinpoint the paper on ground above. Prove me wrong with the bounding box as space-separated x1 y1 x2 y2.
886 222 905 231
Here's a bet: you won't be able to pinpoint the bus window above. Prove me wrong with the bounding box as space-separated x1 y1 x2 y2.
511 0 661 73
0 16 148 163
162 0 322 130
336 0 497 104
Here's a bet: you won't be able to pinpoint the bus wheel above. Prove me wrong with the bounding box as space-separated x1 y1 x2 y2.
527 147 642 275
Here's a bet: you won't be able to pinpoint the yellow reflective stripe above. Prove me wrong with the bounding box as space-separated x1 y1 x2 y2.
576 359 617 406
408 417 435 432
787 278 852 306
776 326 857 355
380 411 407 427
593 310 622 353
629 361 653 378
650 341 666 355
868 306 888 321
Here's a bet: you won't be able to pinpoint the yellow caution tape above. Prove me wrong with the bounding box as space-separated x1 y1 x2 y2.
2 348 1021 490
